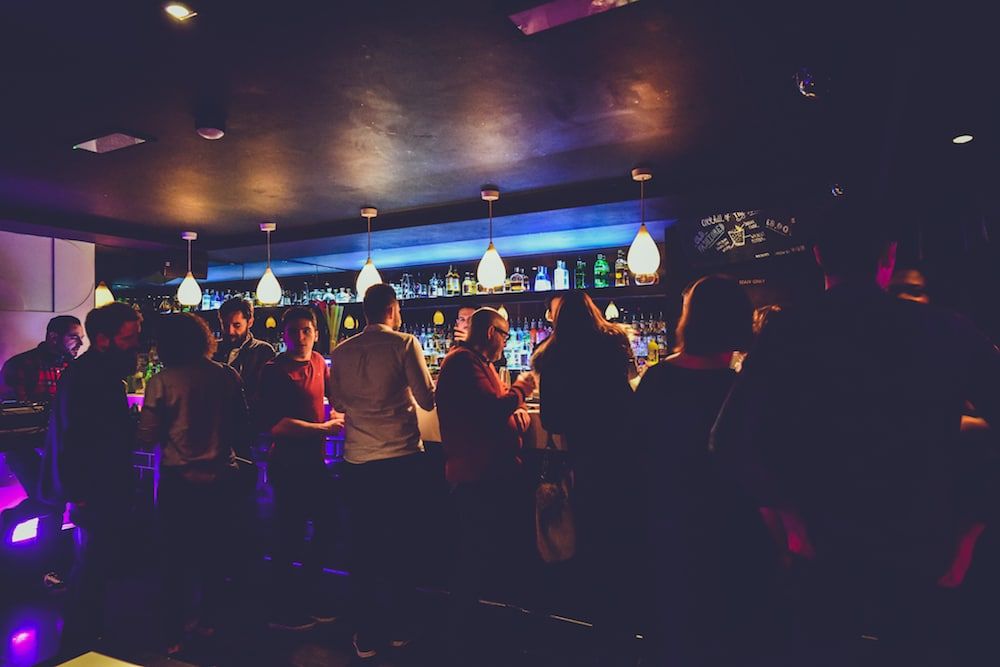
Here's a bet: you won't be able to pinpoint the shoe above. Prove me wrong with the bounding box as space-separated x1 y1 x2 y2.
268 614 317 632
309 610 339 624
353 632 378 660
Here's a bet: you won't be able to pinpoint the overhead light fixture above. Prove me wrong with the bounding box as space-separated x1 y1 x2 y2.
952 134 974 144
432 310 445 326
604 301 619 321
73 132 146 154
496 305 510 321
197 125 224 140
627 167 660 284
477 187 506 291
176 231 203 307
256 223 282 305
356 207 383 301
94 281 115 308
344 314 358 330
165 3 197 21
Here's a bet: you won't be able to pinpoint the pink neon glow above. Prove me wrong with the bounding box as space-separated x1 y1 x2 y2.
11 631 31 644
10 517 38 543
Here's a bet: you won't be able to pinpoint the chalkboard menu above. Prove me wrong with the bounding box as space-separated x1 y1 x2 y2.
680 209 807 267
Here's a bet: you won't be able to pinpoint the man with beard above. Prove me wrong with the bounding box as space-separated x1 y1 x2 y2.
40 303 143 657
213 298 275 413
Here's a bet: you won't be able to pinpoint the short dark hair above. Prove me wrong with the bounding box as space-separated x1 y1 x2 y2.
812 194 896 277
675 275 753 356
156 313 217 366
85 302 141 342
219 297 253 322
281 306 317 331
363 284 397 323
46 315 81 336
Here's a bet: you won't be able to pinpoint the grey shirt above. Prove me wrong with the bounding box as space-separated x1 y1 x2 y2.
138 357 248 469
329 324 435 464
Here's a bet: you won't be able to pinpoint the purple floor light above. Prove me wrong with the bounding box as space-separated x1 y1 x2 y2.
10 517 38 543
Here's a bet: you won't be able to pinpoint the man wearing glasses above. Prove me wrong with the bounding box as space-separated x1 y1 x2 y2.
435 307 536 663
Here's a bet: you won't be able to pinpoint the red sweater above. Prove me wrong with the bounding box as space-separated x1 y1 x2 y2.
435 346 526 484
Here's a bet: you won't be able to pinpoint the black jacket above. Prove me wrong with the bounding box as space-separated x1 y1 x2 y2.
213 333 275 410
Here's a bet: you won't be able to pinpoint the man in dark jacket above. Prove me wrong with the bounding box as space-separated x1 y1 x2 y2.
711 197 1000 655
213 297 275 413
42 303 142 657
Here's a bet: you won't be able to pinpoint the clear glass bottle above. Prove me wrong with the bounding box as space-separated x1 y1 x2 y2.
429 273 443 298
554 260 570 290
574 258 587 289
593 253 610 288
323 283 335 303
534 266 552 292
614 249 630 287
461 272 475 296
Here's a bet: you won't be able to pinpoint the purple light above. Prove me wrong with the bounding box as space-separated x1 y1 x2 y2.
9 627 38 663
10 517 38 544
11 631 31 645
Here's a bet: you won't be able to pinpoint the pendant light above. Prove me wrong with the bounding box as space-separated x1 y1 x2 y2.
94 281 115 308
256 222 282 305
355 206 383 300
604 301 619 321
477 187 506 290
432 310 445 326
176 231 203 307
627 167 661 281
496 305 509 321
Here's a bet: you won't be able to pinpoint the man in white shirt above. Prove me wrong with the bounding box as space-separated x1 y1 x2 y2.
329 283 436 659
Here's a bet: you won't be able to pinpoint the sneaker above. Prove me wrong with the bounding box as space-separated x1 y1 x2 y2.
353 632 378 660
268 614 317 632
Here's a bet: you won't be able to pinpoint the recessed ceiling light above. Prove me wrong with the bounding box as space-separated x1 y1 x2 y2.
73 132 147 153
197 126 225 140
952 134 974 144
165 3 197 21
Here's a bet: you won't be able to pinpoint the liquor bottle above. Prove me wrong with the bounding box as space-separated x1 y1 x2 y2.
201 289 213 311
462 272 475 296
594 253 610 288
533 266 552 292
574 258 587 289
323 283 335 303
415 273 429 299
509 267 527 293
614 249 630 287
647 336 659 366
446 266 461 296
429 273 443 298
554 260 570 290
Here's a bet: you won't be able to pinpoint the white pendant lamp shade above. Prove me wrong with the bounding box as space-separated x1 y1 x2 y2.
496 305 509 321
95 281 115 308
176 231 203 307
478 242 506 289
627 223 660 275
477 187 505 290
627 168 661 277
356 207 383 300
256 222 282 305
356 258 383 300
256 268 282 305
177 272 203 307
605 300 620 321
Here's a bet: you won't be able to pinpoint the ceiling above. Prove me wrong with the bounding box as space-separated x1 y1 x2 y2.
0 0 995 259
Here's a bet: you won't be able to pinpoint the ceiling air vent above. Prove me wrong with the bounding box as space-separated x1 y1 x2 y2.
72 132 148 154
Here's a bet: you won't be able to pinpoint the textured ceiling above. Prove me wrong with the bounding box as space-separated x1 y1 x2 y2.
0 0 995 254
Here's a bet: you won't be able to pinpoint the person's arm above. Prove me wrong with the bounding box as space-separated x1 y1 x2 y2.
0 356 28 402
454 353 530 425
270 417 342 438
135 376 164 448
404 336 435 411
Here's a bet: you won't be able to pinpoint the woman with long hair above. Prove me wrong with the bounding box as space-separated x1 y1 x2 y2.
531 290 639 656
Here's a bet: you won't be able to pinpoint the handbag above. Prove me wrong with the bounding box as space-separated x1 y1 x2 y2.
535 432 576 563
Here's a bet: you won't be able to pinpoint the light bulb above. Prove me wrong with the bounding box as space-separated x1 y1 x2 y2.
256 267 282 305
432 310 445 326
177 271 202 307
497 305 509 321
344 314 357 330
94 281 115 308
356 258 382 300
605 301 619 320
627 223 660 276
265 316 277 329
477 242 506 290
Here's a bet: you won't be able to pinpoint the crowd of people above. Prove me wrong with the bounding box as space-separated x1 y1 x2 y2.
2 197 998 665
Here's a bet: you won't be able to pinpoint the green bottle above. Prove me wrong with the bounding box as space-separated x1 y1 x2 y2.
593 253 610 288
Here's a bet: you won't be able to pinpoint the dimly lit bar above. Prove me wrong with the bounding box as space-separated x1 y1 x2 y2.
1 1 997 665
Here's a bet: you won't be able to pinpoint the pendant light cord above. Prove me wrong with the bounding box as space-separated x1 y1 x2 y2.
488 199 494 243
187 239 192 273
640 180 645 225
266 230 272 268
367 217 372 259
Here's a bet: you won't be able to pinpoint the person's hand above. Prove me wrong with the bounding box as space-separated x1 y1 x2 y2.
512 408 531 433
513 371 537 396
453 327 468 342
323 417 345 435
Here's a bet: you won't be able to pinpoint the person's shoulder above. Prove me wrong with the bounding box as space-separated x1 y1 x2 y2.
439 346 475 371
248 337 275 355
